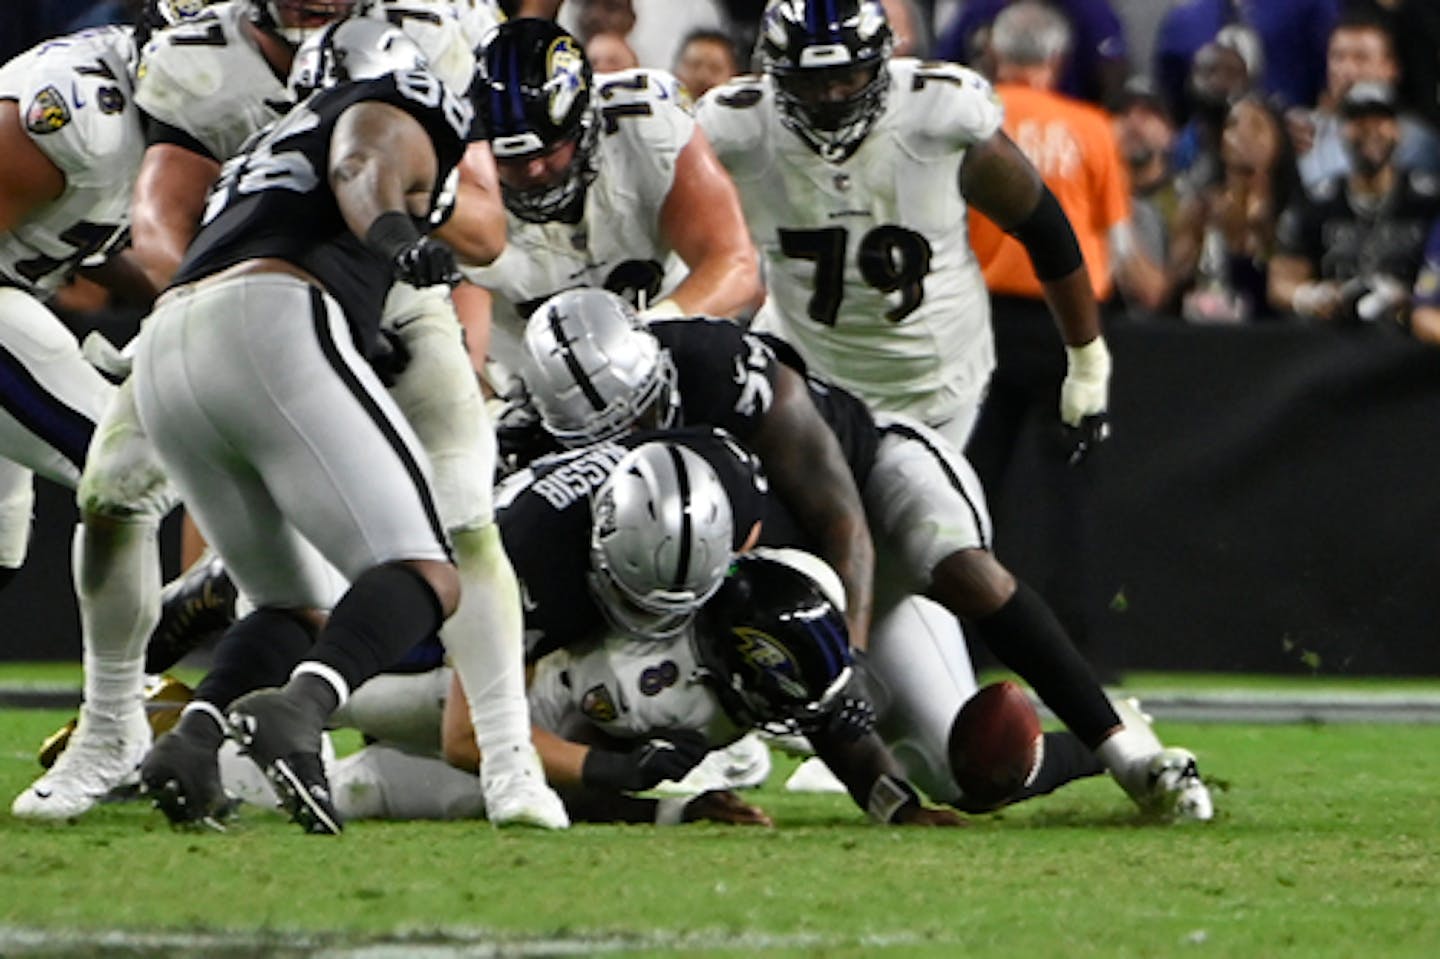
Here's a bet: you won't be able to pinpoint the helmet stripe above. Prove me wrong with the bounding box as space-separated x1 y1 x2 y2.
547 305 606 411
666 444 693 591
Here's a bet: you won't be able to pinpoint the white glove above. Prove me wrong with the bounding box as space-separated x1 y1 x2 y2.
81 331 134 380
1060 336 1111 427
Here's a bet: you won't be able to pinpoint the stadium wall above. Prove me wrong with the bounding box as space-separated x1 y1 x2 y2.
4 321 1438 675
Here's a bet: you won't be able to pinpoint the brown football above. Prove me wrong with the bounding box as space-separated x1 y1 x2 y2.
947 681 1043 810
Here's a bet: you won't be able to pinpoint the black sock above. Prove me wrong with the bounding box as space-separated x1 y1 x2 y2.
306 563 445 696
1012 731 1105 802
195 609 316 710
970 581 1119 749
0 566 16 594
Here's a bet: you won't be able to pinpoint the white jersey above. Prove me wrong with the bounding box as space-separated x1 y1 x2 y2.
0 28 142 297
461 68 693 373
133 2 290 162
696 59 1004 426
527 628 746 748
449 0 504 50
358 1 478 93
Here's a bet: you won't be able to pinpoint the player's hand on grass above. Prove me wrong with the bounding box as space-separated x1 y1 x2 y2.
683 789 774 827
893 804 966 827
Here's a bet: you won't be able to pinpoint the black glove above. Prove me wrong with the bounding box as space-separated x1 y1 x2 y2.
392 235 460 288
580 729 713 792
815 694 878 743
369 329 413 387
1062 413 1110 466
365 211 460 288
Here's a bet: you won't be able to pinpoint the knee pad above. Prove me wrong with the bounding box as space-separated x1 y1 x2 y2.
78 392 178 521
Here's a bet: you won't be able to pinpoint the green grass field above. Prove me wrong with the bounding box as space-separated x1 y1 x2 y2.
4 668 1440 958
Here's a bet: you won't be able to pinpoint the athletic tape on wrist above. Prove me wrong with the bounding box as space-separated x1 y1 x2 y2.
866 773 920 824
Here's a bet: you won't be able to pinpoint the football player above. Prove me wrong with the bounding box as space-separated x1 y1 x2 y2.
2 22 197 821
695 0 1109 458
459 18 762 375
20 0 567 829
127 19 472 835
514 289 1214 820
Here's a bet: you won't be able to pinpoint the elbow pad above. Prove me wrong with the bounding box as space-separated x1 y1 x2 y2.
1007 187 1084 281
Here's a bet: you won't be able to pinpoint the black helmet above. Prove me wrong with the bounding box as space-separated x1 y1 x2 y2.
696 550 853 734
475 18 598 223
757 0 893 162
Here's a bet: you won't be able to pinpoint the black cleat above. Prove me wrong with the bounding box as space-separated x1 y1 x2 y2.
140 722 230 831
146 551 238 674
228 690 342 836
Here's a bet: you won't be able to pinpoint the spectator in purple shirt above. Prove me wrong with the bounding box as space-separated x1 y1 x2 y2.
1155 0 1339 117
934 0 1128 107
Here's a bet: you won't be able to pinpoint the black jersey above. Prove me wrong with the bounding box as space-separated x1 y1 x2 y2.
1276 170 1440 287
172 69 471 352
498 426 769 662
651 318 881 488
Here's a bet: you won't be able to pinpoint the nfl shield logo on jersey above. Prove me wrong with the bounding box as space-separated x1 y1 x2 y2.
26 86 71 134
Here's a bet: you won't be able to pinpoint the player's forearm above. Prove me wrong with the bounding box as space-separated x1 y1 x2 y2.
663 247 762 319
436 179 506 266
79 250 162 309
532 724 588 787
1039 267 1102 346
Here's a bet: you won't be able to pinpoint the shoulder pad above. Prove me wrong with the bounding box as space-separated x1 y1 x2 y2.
134 5 287 159
694 76 769 159
888 59 1003 148
6 29 141 173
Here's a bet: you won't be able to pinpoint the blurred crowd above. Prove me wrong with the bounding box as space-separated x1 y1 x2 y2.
9 0 1440 339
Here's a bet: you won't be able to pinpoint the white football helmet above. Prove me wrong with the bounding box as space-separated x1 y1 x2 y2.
520 289 680 448
589 442 735 640
288 16 428 99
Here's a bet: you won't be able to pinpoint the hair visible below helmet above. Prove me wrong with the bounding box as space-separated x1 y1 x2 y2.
476 18 598 222
253 0 358 46
696 549 854 733
758 0 893 162
520 289 679 447
288 17 428 100
589 442 735 640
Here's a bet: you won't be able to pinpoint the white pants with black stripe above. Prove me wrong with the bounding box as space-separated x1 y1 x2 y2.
0 287 114 567
131 274 450 610
862 411 991 803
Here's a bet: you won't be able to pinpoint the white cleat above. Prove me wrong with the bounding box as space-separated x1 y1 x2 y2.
12 708 151 821
482 746 570 830
1143 747 1215 822
1106 697 1214 821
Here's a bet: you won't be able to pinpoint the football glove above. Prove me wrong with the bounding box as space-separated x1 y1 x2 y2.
365 211 460 289
581 729 713 793
1060 336 1112 465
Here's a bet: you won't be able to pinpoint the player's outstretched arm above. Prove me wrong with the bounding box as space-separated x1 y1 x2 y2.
960 130 1101 350
810 723 963 827
653 126 762 319
749 364 876 651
